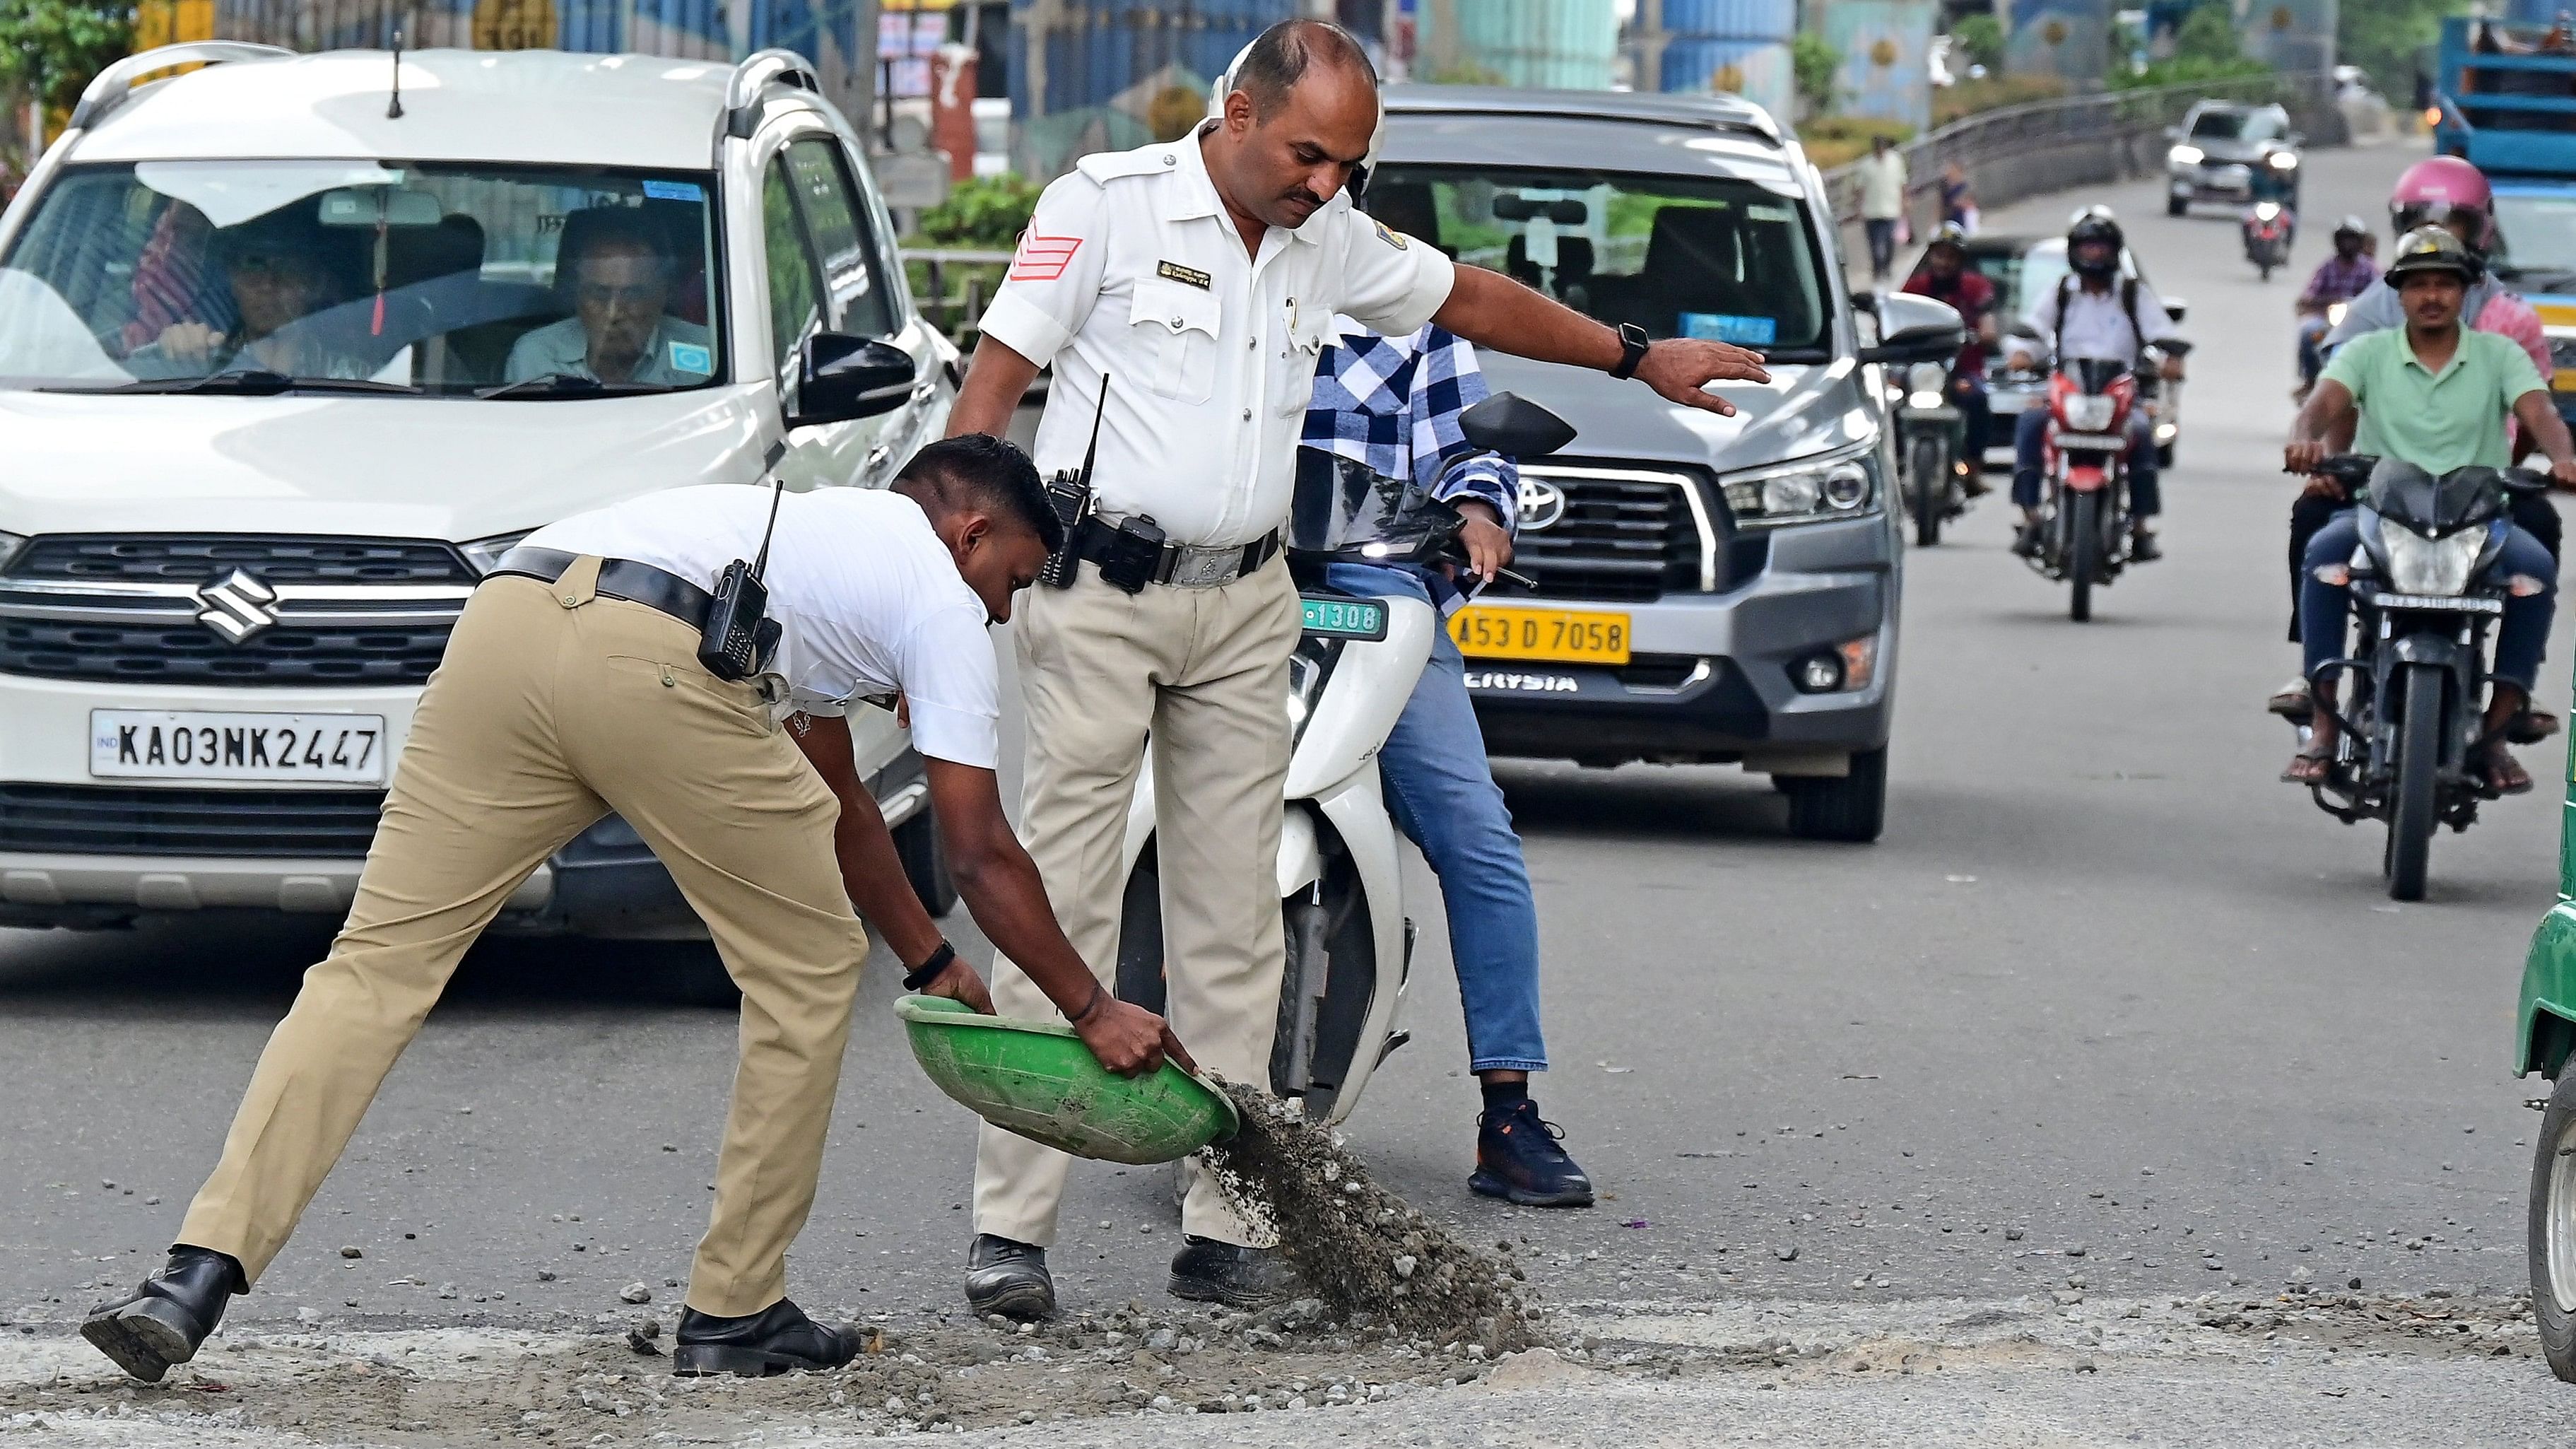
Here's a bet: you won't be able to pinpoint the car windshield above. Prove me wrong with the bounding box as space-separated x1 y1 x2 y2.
1368 165 1833 358
0 160 724 394
2492 194 2576 282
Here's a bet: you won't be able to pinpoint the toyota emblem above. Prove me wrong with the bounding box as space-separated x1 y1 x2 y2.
194 568 281 644
1517 477 1568 532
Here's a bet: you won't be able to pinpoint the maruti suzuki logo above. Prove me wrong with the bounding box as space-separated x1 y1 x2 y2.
1517 478 1568 532
194 569 280 644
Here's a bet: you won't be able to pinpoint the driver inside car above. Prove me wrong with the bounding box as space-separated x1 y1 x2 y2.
2281 226 2576 795
127 211 355 380
505 209 712 387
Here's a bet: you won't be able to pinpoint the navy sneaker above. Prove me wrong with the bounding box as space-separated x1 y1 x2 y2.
1469 1100 1595 1208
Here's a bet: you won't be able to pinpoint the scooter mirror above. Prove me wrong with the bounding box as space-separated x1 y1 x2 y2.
1457 392 1577 459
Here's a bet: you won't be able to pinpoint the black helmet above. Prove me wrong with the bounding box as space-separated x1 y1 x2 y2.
2066 212 2122 277
2383 223 2483 286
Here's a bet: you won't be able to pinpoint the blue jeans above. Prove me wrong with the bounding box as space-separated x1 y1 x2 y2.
1324 563 1546 1073
2011 404 2159 517
2300 511 2557 690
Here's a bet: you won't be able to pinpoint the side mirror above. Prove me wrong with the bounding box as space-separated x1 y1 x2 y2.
2163 297 2189 324
1458 392 1577 459
1855 291 1966 366
786 334 914 428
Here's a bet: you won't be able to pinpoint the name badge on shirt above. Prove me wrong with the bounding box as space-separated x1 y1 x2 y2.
1155 259 1213 291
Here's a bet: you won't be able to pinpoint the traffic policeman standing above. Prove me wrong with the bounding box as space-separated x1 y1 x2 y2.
946 18 1770 1317
79 437 1184 1383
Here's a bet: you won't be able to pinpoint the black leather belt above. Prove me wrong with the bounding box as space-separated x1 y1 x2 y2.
488 546 714 631
1074 521 1281 589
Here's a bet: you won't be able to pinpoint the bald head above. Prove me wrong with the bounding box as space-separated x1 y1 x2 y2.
1233 19 1377 120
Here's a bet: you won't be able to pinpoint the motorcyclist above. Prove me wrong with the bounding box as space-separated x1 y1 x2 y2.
1902 221 1997 489
2270 156 2559 721
2295 216 2378 397
2005 209 2184 561
2281 226 2576 794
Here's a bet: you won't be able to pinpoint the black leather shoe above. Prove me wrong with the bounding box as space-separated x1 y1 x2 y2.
961 1234 1054 1321
1167 1236 1298 1309
1469 1099 1595 1208
81 1245 244 1383
672 1298 861 1377
2130 530 2163 563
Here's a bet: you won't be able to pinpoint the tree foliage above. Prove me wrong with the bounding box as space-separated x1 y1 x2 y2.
0 0 133 116
2339 0 2471 98
912 174 1042 250
2173 2 2241 66
1953 14 2005 75
1791 30 1840 118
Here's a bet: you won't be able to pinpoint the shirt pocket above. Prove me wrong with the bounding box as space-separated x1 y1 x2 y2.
1268 307 1331 417
1127 276 1221 404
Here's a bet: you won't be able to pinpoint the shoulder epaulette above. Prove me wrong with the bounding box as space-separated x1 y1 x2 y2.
1074 146 1182 186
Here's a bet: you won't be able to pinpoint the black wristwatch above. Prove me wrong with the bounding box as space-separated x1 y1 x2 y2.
900 941 958 992
1608 322 1651 380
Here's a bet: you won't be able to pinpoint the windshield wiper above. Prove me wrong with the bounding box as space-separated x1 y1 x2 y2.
474 372 669 400
41 369 421 397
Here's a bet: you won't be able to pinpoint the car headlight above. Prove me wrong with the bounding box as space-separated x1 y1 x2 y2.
2060 394 2116 432
457 529 536 575
1723 447 1877 525
2170 144 2205 166
2267 150 2300 170
2379 524 2484 596
0 531 25 573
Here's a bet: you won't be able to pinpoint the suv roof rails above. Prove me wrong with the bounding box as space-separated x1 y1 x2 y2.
725 49 822 139
67 41 292 132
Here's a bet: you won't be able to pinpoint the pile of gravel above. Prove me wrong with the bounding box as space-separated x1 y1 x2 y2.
1202 1085 1536 1353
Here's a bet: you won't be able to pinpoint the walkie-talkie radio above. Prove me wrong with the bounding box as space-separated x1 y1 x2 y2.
1039 376 1113 589
698 479 786 681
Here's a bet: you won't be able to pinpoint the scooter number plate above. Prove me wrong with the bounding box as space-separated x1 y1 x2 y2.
1448 604 1632 665
1300 595 1388 640
2363 592 2504 616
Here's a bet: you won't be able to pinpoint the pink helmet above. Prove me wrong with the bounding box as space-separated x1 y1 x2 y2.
2389 155 2495 253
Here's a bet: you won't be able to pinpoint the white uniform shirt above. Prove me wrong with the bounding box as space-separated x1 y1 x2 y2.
520 486 1000 768
977 129 1457 548
2021 276 2180 363
1857 151 1908 221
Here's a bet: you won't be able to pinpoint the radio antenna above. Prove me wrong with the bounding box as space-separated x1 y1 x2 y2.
387 24 406 119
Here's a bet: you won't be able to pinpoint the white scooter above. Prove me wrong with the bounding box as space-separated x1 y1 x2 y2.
1111 394 1578 1123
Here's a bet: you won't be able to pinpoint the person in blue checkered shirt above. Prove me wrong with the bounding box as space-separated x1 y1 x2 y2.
1302 319 1595 1209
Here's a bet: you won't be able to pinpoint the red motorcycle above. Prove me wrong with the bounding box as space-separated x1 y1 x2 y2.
2030 358 2141 622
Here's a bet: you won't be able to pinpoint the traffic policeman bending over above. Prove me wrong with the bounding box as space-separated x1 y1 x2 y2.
79 435 1184 1384
947 17 1770 1318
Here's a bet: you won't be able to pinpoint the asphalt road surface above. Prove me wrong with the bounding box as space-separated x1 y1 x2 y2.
5 139 2572 1443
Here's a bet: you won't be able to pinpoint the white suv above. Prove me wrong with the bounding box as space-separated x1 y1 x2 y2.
0 43 958 956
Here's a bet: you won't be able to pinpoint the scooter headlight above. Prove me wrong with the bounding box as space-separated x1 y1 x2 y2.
2060 394 2117 432
1905 360 1948 394
2379 524 2485 596
1285 640 1336 744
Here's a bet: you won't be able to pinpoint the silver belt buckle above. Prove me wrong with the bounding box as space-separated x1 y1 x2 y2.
1168 546 1237 588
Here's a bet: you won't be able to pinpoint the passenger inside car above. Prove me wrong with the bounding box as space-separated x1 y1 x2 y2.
503 208 713 387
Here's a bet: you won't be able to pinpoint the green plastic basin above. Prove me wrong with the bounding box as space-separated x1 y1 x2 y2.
896 994 1240 1165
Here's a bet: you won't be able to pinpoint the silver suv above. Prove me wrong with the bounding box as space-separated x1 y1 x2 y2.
1374 87 1960 840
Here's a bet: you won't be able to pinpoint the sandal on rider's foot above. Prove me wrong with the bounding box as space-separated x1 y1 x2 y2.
2509 708 2562 745
2480 749 2535 797
2266 677 2314 721
2281 741 2334 785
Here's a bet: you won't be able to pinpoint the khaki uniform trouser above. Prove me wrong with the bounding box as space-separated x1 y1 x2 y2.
972 557 1299 1248
179 564 868 1318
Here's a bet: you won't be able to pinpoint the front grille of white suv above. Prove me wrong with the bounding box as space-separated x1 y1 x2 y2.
0 534 475 686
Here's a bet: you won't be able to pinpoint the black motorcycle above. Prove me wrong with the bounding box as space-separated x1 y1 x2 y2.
2302 454 2549 901
1892 359 1968 546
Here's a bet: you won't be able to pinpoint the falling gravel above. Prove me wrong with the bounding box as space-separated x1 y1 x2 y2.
1202 1086 1536 1352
